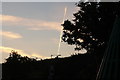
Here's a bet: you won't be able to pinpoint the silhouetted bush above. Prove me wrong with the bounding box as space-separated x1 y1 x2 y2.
5 50 37 64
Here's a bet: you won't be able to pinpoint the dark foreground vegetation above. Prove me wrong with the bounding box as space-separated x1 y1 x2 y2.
2 1 120 80
2 51 100 80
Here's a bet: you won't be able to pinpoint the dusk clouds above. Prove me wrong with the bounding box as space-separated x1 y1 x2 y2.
1 14 60 62
0 46 29 57
1 2 77 63
1 14 61 31
0 31 22 39
0 46 50 59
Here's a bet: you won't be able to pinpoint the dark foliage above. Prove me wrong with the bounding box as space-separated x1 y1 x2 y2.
62 2 120 53
61 3 120 77
2 52 98 80
5 50 36 64
2 2 120 80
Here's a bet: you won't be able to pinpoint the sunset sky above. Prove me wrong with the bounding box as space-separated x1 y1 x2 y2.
0 2 87 63
0 0 118 63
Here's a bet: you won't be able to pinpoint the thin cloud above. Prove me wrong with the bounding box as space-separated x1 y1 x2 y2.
0 46 50 59
0 46 30 57
0 31 22 39
31 53 50 59
1 14 61 31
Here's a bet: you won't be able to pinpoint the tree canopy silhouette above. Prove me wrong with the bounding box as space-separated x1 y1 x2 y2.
5 50 36 64
62 2 120 53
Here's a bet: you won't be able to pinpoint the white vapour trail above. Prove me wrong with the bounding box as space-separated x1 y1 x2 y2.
57 7 67 55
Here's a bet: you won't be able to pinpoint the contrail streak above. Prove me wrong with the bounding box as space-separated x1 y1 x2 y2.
57 7 67 55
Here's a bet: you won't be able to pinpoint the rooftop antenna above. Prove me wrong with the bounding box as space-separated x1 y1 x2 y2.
57 7 67 56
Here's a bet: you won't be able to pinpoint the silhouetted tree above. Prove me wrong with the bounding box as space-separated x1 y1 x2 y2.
62 2 120 54
5 50 22 64
5 50 36 64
